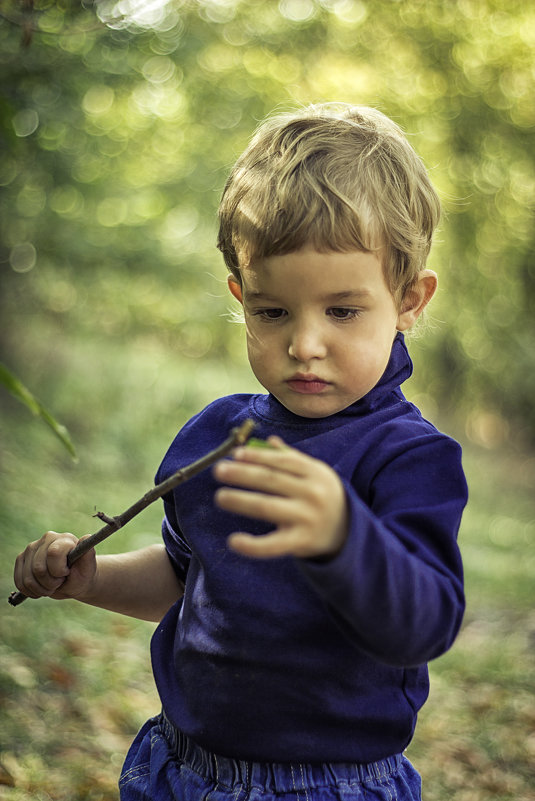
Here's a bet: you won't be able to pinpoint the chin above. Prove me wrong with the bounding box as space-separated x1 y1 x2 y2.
281 399 348 419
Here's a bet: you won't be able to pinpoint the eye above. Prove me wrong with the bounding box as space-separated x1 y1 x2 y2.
327 307 361 321
252 308 287 320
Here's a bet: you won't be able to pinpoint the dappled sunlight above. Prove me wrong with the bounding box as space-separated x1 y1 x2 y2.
97 0 179 31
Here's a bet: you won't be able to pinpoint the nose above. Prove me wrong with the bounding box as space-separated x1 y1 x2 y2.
288 319 327 362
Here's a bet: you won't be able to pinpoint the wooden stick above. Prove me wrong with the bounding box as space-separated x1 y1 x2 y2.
8 419 255 607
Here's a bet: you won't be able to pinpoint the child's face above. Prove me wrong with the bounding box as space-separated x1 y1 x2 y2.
228 247 414 418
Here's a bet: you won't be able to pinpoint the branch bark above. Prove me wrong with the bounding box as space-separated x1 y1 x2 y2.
8 419 255 607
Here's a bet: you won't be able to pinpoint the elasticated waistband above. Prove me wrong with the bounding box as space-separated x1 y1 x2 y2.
159 712 403 793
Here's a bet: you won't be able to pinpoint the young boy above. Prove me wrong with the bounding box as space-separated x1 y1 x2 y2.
14 104 467 800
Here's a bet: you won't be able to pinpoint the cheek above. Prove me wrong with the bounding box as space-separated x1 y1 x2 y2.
246 322 279 353
245 329 270 367
343 336 391 382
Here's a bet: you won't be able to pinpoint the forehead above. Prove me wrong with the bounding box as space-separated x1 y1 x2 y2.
241 247 390 299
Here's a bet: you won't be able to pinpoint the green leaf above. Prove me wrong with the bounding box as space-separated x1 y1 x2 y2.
246 438 275 449
0 362 77 461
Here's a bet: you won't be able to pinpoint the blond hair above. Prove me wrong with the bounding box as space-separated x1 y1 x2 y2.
217 103 441 305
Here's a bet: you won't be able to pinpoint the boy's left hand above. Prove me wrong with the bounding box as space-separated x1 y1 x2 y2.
213 437 348 560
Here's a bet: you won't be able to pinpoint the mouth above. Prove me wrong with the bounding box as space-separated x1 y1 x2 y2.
286 374 330 394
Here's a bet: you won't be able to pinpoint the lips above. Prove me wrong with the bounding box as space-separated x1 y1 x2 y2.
286 374 330 394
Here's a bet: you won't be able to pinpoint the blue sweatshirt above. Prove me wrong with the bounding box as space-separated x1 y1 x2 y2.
151 334 467 763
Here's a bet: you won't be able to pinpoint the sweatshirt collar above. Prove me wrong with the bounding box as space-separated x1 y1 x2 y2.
363 331 413 410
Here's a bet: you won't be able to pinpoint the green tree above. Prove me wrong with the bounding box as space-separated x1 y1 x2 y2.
1 0 533 444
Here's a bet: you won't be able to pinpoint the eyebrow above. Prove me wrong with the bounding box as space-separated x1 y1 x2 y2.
245 290 372 302
324 290 372 301
244 291 279 302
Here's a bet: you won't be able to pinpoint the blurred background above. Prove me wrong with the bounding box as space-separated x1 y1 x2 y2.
0 1 534 799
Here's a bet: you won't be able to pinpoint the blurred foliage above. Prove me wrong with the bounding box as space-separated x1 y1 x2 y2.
0 362 77 459
0 0 534 449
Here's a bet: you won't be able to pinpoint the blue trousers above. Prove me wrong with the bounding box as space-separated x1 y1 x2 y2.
119 715 422 801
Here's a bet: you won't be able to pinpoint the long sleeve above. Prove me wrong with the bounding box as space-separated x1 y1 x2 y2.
300 434 467 667
159 493 192 584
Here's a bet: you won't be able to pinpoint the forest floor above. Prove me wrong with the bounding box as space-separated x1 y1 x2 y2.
1 412 534 800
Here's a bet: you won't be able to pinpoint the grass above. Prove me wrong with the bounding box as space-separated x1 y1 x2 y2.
408 444 535 801
1 382 534 799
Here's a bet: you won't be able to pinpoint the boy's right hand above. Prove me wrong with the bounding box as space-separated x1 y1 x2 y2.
13 531 96 601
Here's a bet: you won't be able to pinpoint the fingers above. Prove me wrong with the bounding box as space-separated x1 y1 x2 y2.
231 437 311 477
228 531 318 560
214 438 349 560
213 439 315 525
14 531 77 599
214 461 303 507
215 486 296 525
213 438 322 499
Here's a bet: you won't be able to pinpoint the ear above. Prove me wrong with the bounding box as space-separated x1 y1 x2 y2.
396 269 438 331
227 275 243 304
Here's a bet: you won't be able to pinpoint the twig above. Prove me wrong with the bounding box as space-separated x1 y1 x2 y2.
8 419 255 607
